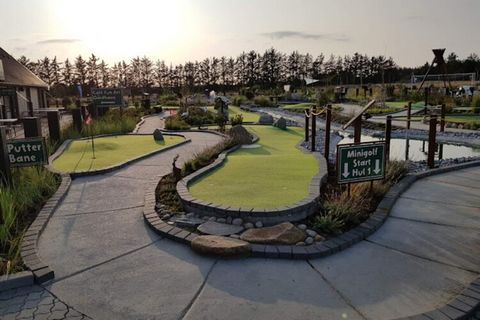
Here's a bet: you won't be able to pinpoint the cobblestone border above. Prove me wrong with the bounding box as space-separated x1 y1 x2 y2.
0 271 34 292
175 142 328 225
46 133 190 178
19 173 72 284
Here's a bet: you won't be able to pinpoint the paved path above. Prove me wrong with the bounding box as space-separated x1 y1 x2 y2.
2 115 480 319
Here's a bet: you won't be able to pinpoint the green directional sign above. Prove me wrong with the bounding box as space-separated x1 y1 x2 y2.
337 142 386 184
91 88 124 107
6 138 48 167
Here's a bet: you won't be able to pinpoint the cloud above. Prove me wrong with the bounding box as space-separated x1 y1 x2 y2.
261 31 349 42
36 38 81 45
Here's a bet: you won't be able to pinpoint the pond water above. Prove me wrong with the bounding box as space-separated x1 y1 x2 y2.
338 133 480 162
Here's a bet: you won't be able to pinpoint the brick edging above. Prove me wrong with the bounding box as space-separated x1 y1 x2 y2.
175 135 328 225
46 133 190 178
19 173 72 284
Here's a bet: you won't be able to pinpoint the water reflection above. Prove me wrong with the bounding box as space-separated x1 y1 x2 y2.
338 134 480 162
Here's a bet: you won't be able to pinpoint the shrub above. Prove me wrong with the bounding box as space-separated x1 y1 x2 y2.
230 114 243 126
311 160 408 235
182 138 234 176
165 116 190 130
472 95 480 110
254 95 273 107
232 95 247 106
215 114 228 131
184 107 216 128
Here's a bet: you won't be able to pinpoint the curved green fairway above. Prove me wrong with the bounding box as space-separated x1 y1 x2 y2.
53 135 184 173
229 105 260 122
189 126 319 208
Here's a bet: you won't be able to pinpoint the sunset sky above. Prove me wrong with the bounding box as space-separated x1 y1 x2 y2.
1 0 479 67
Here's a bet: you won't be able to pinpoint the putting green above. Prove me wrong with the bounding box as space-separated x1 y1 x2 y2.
53 135 184 173
189 125 319 208
228 105 260 122
281 103 315 110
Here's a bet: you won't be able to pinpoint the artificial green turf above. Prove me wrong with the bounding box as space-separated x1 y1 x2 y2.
281 103 315 110
228 105 260 122
189 125 319 208
385 101 426 110
53 135 184 173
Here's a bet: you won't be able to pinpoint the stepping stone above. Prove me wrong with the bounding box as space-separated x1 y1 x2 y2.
240 222 305 245
197 221 244 236
191 235 251 256
173 217 205 228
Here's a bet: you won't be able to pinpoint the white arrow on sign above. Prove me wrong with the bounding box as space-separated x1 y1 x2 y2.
342 163 350 178
373 159 381 174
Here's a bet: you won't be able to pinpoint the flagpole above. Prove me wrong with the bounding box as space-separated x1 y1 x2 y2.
91 125 95 159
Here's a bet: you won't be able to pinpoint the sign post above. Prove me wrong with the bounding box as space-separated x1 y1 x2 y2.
337 142 386 184
0 126 12 185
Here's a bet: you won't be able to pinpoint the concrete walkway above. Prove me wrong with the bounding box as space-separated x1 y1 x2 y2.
2 115 480 319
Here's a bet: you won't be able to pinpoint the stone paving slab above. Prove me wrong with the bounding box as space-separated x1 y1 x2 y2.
369 217 480 272
45 240 215 320
184 259 364 320
400 178 480 207
390 197 480 229
309 241 478 320
39 207 161 279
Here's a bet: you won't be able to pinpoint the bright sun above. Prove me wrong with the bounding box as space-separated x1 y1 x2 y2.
53 0 195 61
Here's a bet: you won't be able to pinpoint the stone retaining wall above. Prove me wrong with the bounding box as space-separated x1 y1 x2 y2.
176 144 328 225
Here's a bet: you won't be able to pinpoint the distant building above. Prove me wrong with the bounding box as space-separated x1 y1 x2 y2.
0 47 48 119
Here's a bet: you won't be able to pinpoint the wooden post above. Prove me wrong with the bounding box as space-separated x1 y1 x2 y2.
355 88 359 97
23 117 42 138
353 117 362 144
27 101 34 117
440 103 446 132
324 104 332 161
385 115 392 162
407 102 412 130
72 108 83 133
311 106 316 151
75 99 81 109
424 87 429 115
0 126 12 185
304 109 310 142
427 115 437 169
47 111 61 142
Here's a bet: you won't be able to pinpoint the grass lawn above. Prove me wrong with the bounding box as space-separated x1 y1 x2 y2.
189 125 319 208
281 103 315 110
53 135 184 173
445 115 480 123
385 101 425 109
229 105 260 122
395 115 480 123
206 105 260 122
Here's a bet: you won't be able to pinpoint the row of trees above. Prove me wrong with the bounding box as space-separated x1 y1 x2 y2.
18 49 480 94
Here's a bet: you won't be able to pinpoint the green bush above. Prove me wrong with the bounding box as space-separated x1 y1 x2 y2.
311 160 408 235
215 114 228 131
165 116 190 130
182 138 234 177
472 95 480 110
230 114 243 126
184 107 216 128
254 95 273 107
232 95 247 106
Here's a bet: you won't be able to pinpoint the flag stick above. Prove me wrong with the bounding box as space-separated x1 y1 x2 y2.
90 121 95 159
